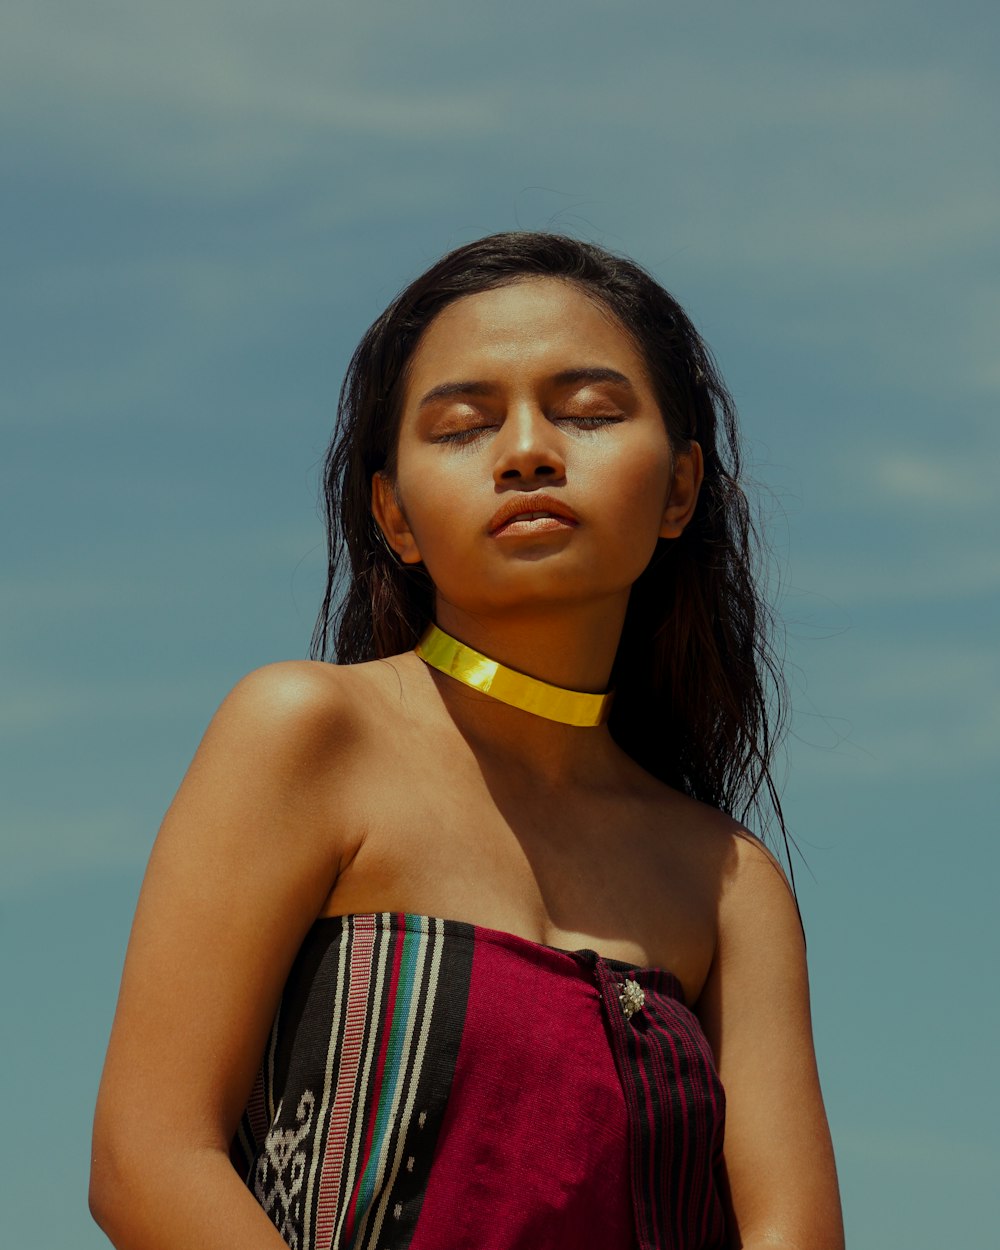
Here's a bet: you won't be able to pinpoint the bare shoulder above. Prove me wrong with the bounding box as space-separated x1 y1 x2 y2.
660 794 805 973
713 824 804 959
156 659 380 892
687 821 843 1247
215 658 357 737
644 777 799 931
692 816 811 1067
207 655 405 757
616 774 797 999
178 653 421 875
637 778 786 895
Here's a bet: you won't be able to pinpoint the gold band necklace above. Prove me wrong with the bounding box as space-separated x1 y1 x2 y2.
414 623 613 728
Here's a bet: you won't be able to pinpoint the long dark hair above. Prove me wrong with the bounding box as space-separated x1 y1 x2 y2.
311 231 792 866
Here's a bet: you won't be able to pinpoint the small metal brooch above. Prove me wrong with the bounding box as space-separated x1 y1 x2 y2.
618 978 645 1020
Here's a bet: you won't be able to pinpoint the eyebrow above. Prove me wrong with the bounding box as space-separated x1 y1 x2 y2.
416 366 634 410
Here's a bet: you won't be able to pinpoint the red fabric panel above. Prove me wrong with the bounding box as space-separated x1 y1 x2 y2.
411 931 636 1250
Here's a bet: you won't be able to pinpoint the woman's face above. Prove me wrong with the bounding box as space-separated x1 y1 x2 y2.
373 277 702 617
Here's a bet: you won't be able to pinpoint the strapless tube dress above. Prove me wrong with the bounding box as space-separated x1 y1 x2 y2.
230 911 728 1250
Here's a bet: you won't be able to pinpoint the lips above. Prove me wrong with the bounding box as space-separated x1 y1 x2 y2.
488 493 579 535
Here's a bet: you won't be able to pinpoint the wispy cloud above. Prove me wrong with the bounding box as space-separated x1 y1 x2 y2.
792 543 1000 607
874 453 994 510
787 635 1000 781
3 2 503 193
0 675 214 737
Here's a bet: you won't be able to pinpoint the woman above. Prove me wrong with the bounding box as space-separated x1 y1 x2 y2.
90 232 844 1249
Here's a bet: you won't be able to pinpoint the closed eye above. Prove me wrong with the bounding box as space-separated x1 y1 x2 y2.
556 414 623 429
434 425 497 444
435 414 623 444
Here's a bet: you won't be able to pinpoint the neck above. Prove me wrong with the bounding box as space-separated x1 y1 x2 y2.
432 600 624 696
417 623 614 727
412 598 628 783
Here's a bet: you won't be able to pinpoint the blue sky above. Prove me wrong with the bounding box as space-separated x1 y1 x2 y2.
3 2 998 1246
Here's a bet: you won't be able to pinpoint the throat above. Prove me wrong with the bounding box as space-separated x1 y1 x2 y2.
413 623 614 728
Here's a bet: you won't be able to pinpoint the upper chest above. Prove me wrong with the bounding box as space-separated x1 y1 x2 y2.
321 715 726 1006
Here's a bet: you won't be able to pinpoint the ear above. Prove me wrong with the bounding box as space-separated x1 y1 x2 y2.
659 441 704 539
371 471 423 564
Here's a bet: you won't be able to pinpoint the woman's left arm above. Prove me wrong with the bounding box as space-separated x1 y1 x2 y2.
695 833 845 1250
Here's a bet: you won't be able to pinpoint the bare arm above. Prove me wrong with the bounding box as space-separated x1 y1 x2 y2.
90 661 358 1249
696 835 845 1250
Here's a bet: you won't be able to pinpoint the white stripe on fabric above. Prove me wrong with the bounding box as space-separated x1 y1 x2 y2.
364 916 446 1249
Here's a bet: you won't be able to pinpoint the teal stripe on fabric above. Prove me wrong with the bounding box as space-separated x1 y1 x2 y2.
353 917 426 1220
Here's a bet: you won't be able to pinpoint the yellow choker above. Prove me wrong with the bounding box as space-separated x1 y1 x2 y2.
414 623 613 728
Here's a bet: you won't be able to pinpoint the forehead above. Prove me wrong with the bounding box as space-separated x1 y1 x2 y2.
403 277 651 394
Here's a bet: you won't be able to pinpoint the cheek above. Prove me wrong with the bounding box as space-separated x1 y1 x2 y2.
609 438 674 514
392 462 475 570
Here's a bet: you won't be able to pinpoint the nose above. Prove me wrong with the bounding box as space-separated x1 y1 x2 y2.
491 404 566 485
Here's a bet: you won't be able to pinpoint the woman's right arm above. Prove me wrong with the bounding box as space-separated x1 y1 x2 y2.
90 661 360 1249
